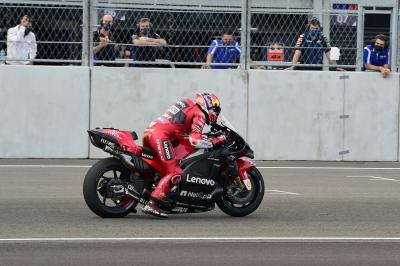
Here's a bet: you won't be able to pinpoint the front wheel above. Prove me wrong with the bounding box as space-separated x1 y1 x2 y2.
216 167 264 217
83 157 138 218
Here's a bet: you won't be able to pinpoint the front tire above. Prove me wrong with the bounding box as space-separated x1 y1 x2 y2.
216 167 264 217
83 157 137 218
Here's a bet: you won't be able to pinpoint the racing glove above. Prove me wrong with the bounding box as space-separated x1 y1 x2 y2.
212 135 226 147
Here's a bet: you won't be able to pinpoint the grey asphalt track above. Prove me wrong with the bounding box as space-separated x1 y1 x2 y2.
0 159 399 265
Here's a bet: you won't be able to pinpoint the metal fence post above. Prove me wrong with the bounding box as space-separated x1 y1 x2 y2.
390 1 399 71
356 7 364 71
82 0 89 66
88 0 94 67
240 0 250 70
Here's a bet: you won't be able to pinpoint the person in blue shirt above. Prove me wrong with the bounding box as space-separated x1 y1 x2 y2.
362 34 390 78
202 30 241 69
286 17 340 71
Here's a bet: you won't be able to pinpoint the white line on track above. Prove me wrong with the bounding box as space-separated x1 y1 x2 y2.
347 176 400 182
1 237 400 242
265 190 300 195
1 165 400 170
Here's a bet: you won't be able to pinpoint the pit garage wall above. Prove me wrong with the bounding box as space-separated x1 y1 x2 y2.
1 65 399 161
0 65 90 158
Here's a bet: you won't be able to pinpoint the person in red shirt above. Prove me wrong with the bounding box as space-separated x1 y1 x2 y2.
142 92 225 218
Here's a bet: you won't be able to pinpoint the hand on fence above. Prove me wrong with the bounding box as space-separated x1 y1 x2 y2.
99 36 111 47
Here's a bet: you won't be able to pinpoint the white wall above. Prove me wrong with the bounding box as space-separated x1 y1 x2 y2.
1 66 399 161
248 70 344 160
248 70 400 161
90 67 248 158
0 65 89 158
343 72 399 161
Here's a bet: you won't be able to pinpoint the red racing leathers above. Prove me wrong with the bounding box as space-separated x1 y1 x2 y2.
142 98 224 201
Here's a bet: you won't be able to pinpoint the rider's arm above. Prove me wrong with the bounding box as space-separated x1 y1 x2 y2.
189 114 213 149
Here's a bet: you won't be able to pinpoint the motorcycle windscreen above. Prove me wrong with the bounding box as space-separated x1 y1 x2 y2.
218 114 236 131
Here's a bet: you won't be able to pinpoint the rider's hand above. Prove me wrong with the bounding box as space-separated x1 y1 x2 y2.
212 135 226 147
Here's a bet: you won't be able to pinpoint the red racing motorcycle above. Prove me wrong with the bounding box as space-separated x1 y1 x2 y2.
83 117 264 217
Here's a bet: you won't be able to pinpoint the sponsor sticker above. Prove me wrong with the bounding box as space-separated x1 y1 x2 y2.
177 100 188 109
162 139 173 161
172 207 188 213
185 174 215 186
180 190 212 200
141 153 154 160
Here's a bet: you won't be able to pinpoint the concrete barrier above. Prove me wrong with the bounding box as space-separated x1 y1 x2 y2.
90 67 248 158
0 65 89 158
248 70 400 161
343 72 399 161
248 70 344 160
1 65 399 161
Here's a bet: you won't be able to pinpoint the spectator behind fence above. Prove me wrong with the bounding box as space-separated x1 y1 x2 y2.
263 42 284 70
286 17 340 71
202 30 241 69
93 15 118 66
131 18 167 67
122 46 133 67
6 15 37 65
362 34 390 78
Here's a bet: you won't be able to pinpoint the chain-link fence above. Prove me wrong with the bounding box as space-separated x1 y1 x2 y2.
250 8 358 70
0 0 398 70
91 1 242 68
0 1 83 65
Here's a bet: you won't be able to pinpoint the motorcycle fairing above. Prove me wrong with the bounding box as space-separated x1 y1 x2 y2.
173 157 222 208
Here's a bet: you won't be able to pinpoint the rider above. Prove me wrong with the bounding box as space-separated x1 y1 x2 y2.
141 92 225 218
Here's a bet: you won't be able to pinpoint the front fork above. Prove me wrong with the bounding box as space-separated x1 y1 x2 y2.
235 158 255 191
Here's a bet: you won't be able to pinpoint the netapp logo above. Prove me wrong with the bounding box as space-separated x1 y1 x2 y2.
186 174 215 186
172 207 188 213
180 190 212 200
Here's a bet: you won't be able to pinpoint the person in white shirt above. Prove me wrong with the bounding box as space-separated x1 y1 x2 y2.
6 15 37 65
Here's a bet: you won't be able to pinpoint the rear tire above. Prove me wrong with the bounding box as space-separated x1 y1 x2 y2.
216 167 264 217
83 157 137 218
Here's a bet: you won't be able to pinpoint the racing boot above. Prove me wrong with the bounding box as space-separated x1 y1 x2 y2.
142 199 168 218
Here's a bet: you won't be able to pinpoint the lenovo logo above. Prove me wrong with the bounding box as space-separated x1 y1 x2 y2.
185 174 215 186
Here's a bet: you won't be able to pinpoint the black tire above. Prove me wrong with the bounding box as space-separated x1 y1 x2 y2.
216 166 265 217
83 157 137 218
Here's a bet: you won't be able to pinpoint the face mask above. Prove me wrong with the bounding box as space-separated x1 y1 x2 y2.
374 45 383 52
102 22 112 31
141 27 152 35
306 29 320 38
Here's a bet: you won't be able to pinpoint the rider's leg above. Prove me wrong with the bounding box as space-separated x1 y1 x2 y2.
142 132 182 218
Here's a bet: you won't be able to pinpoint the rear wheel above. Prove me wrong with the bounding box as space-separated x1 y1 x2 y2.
83 157 138 218
216 167 264 217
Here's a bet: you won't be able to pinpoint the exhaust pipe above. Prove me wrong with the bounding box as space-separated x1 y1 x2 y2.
104 146 136 170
